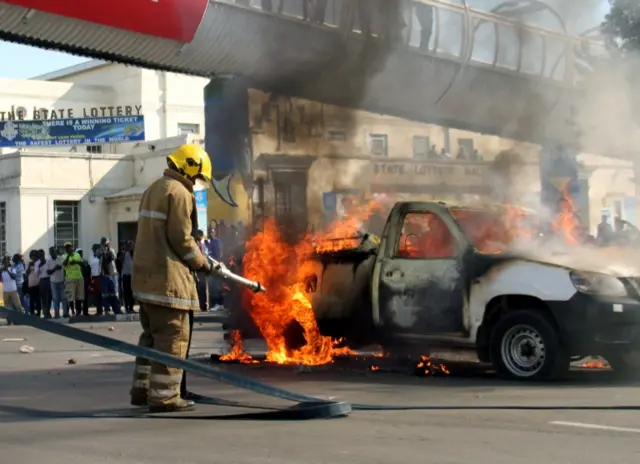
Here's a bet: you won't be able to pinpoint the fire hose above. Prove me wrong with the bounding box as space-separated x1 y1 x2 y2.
207 256 266 293
2 307 639 421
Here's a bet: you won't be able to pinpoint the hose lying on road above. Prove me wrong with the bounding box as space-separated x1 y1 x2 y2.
0 307 349 420
2 307 638 420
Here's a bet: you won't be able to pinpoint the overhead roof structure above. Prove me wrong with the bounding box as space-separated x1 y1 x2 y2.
0 0 635 160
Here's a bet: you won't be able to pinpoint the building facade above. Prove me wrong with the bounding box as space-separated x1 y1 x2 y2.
0 63 636 257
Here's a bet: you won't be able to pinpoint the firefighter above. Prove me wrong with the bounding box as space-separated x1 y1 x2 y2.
129 143 216 413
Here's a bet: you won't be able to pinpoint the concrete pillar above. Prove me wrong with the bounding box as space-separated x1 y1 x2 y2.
203 77 252 226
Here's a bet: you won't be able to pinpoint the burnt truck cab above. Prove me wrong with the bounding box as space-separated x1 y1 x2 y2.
306 201 640 381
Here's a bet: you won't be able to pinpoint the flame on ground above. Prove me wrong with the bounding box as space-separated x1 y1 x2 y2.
219 330 258 364
578 359 610 369
416 355 450 376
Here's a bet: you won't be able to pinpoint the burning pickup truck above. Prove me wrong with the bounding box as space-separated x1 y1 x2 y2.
290 200 640 381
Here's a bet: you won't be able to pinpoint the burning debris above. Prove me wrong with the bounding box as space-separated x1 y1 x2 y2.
577 358 610 369
415 355 450 376
219 330 258 364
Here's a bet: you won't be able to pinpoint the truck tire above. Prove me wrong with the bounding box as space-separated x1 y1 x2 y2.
490 310 569 381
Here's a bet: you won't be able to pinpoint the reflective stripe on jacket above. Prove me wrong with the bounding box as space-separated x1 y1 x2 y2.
132 169 208 311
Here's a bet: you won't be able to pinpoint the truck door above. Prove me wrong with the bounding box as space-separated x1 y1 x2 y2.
372 203 465 336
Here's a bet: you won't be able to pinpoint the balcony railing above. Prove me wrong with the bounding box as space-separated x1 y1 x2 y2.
214 0 605 87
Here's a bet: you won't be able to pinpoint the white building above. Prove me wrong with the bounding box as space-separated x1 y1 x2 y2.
0 60 211 256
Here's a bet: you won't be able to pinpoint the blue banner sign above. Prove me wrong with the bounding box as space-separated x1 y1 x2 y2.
0 116 145 147
194 189 208 232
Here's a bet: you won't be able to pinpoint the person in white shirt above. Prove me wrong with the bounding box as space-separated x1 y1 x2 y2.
2 256 25 323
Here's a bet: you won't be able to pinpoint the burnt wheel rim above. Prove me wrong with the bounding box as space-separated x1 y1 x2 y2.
500 324 546 378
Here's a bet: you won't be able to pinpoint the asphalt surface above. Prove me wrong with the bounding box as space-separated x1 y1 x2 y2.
2 319 640 464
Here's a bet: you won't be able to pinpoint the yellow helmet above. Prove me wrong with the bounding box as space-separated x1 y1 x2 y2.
167 144 212 183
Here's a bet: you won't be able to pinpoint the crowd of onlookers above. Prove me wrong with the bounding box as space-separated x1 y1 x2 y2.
0 237 133 323
0 220 248 322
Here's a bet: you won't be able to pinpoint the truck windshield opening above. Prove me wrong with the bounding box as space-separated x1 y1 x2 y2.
451 208 544 254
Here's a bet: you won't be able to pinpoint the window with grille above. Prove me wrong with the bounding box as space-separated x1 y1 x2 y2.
53 201 80 251
370 134 388 156
178 123 200 135
413 136 430 158
0 202 6 258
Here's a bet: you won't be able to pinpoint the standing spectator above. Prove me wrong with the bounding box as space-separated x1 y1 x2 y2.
12 254 26 310
121 240 135 314
36 249 52 318
77 249 92 316
62 242 86 316
195 230 209 313
26 250 41 316
47 246 67 318
1 255 25 315
428 144 439 159
205 223 223 260
596 214 614 246
100 237 121 314
89 244 104 315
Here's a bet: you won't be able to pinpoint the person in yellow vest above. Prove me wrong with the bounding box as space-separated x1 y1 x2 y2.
62 242 85 316
130 143 218 413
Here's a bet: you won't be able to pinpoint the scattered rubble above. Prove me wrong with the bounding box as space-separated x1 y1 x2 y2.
19 345 34 354
108 326 115 332
68 359 77 365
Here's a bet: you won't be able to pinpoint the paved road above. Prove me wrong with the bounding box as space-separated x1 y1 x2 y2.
1 320 640 464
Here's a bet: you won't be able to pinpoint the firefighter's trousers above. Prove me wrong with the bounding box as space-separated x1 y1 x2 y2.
129 303 191 406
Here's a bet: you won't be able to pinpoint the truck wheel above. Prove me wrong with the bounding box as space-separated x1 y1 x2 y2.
490 310 569 381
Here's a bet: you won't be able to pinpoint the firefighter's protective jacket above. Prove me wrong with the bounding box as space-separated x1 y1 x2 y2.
132 169 208 310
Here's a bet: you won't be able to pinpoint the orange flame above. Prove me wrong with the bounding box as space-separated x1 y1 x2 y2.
241 219 355 365
416 355 450 376
220 330 258 364
578 359 610 369
551 186 583 244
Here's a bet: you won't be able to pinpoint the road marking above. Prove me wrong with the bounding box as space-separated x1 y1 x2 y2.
550 421 640 434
